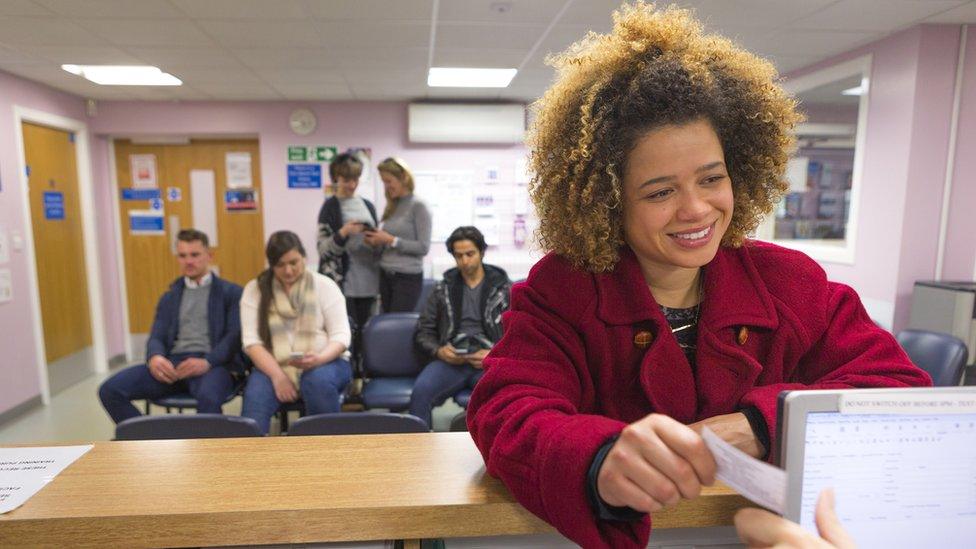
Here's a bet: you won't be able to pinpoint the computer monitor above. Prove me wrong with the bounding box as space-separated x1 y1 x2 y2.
778 387 976 548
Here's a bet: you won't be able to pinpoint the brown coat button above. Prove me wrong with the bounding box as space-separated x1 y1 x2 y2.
737 326 749 345
633 330 654 349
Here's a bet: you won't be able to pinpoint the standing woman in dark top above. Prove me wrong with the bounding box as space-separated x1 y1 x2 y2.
316 152 380 331
364 157 432 312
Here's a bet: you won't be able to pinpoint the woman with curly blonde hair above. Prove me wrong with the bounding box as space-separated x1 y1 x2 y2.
466 3 929 548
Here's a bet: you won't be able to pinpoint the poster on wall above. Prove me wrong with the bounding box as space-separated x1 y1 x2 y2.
0 228 9 264
42 191 65 220
225 152 253 189
129 154 158 188
414 170 474 242
225 189 258 212
0 268 11 303
129 209 164 235
287 164 322 189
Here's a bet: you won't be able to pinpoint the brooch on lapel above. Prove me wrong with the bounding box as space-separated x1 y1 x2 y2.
633 330 654 349
737 326 749 346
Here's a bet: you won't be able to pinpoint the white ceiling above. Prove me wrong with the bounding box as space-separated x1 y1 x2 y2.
0 0 973 103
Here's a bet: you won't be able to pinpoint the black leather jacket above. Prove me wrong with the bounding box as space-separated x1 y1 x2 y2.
414 264 511 361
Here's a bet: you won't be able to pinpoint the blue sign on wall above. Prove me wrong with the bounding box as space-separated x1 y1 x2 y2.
43 191 64 220
287 164 322 189
129 213 164 233
122 188 162 201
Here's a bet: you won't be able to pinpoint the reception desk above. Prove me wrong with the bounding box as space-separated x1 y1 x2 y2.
0 432 750 547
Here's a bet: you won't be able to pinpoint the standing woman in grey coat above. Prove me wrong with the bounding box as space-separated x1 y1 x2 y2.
364 157 432 312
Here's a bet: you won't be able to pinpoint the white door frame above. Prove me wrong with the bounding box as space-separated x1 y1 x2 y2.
107 138 134 363
13 105 108 405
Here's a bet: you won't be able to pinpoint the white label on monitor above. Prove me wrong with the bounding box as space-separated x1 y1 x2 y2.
839 393 976 414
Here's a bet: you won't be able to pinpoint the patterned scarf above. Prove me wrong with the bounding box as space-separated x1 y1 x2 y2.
269 269 318 381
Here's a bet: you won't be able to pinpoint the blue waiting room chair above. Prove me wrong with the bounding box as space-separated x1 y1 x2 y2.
360 313 424 411
896 329 968 387
286 412 427 436
115 414 263 440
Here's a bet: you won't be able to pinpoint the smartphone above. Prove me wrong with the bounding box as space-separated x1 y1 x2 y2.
288 352 304 360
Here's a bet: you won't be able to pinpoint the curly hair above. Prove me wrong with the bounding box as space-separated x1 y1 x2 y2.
528 1 803 272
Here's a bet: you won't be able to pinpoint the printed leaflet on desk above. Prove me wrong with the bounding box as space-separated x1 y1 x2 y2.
0 445 93 513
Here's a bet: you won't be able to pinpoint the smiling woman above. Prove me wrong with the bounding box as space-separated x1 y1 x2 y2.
464 3 932 549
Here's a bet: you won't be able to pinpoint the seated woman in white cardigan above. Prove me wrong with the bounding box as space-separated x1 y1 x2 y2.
240 230 352 434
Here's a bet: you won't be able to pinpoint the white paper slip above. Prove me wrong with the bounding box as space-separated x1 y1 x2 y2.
0 445 93 513
701 427 786 514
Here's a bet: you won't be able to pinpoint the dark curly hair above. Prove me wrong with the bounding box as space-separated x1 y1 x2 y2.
529 1 804 272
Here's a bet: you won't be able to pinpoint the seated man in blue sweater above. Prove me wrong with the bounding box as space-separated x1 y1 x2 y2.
99 229 244 424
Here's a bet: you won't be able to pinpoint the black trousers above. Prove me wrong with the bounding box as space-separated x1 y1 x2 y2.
379 270 423 313
345 296 377 331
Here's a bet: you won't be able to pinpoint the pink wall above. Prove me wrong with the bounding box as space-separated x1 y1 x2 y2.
784 25 964 331
894 26 963 331
0 69 89 413
941 26 976 281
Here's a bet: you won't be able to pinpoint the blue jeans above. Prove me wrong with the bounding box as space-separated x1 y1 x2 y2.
98 354 235 424
408 360 484 429
241 359 352 435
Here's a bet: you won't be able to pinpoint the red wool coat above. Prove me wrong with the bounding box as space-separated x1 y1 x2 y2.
467 241 931 549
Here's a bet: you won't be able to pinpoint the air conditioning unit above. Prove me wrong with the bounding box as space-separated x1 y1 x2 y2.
408 103 526 144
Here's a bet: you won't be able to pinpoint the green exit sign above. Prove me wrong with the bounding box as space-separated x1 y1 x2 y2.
288 145 337 163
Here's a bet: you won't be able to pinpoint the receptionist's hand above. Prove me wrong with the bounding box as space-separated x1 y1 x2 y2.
735 488 855 549
597 413 716 513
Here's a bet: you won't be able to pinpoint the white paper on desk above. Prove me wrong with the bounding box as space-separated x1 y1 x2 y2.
701 427 785 514
0 445 92 513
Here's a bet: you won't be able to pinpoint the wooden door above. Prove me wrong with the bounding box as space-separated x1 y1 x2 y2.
23 122 93 362
114 139 265 334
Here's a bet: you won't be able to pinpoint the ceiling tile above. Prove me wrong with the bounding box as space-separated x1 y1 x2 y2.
439 0 568 24
331 47 430 69
762 54 824 75
317 21 430 49
254 68 346 84
341 68 425 86
74 18 214 46
535 24 595 59
197 19 320 48
432 47 526 68
436 23 548 50
754 29 882 58
165 66 264 85
681 0 838 30
792 0 966 31
191 81 283 99
556 0 626 27
349 82 427 100
127 47 244 68
272 83 354 100
170 0 309 19
35 0 185 18
0 17 106 46
0 0 55 16
925 2 976 22
236 48 337 69
29 45 143 65
304 0 432 22
0 45 46 64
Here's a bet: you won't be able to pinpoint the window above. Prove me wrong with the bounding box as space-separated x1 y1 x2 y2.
757 55 871 264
